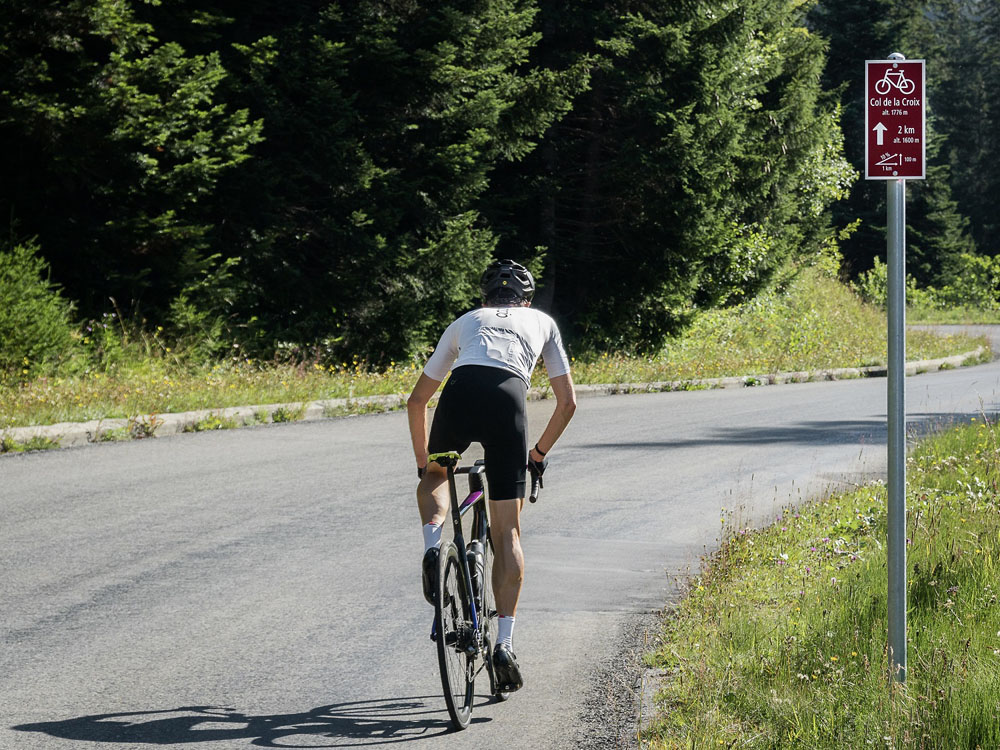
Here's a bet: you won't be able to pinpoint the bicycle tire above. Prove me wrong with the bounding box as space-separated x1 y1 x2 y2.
435 541 475 729
481 531 510 702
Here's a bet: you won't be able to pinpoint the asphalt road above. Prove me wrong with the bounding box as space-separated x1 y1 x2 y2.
3 329 1000 750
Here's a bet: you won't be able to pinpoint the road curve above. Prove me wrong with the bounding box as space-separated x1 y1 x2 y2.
3 329 999 749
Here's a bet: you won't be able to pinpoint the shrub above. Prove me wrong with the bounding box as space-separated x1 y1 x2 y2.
0 240 78 379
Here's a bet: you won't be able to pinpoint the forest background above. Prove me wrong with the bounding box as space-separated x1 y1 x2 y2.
1 0 998 379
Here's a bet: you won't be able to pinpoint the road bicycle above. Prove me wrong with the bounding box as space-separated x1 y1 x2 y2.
427 450 544 730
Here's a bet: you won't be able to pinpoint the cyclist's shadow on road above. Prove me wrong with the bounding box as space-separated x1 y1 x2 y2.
12 698 492 746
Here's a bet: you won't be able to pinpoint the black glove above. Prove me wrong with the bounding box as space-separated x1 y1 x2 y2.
528 456 547 483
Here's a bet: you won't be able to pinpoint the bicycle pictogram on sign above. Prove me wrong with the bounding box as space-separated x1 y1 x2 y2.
875 69 915 95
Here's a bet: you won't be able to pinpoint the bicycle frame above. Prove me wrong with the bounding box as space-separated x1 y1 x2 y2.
430 453 490 636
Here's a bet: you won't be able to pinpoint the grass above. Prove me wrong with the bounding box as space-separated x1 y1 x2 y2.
908 305 1000 325
642 418 1000 748
573 268 985 385
0 267 989 431
0 435 60 453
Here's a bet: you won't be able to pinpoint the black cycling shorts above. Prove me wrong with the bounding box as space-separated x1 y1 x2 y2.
428 365 528 500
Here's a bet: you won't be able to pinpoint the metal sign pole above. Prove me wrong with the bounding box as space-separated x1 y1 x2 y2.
886 174 907 683
866 49 920 686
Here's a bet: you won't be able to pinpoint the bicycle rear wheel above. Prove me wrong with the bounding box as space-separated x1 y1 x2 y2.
435 541 475 729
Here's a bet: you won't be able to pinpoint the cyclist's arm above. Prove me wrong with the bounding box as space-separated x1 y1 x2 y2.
407 373 443 471
530 372 576 461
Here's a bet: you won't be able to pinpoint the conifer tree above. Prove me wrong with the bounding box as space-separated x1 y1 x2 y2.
489 0 852 352
0 0 262 316
201 1 586 362
810 0 980 284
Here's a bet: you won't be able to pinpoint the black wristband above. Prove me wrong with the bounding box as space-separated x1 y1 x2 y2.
533 442 547 457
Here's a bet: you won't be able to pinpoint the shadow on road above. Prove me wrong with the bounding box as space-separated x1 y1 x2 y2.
576 411 997 451
12 698 493 746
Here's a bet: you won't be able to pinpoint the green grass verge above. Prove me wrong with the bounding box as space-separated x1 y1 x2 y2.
907 305 1000 325
575 268 985 385
643 419 1000 748
0 267 988 430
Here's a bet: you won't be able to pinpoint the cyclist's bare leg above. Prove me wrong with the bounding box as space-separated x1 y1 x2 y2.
417 464 450 527
489 497 525 616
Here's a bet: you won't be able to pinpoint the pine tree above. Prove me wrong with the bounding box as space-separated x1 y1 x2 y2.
0 0 262 317
195 1 585 362
975 0 1000 251
809 0 980 285
487 0 852 353
807 0 902 277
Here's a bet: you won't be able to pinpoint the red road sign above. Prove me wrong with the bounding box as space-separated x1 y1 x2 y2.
865 59 926 179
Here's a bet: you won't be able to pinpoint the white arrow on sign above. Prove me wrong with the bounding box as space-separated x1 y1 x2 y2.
873 122 887 146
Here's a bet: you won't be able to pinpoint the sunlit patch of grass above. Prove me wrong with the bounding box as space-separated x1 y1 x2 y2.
643 417 1000 748
0 435 61 453
0 356 421 429
182 413 240 432
908 305 1000 325
561 267 986 388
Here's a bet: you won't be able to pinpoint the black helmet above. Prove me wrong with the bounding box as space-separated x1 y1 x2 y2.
480 259 535 303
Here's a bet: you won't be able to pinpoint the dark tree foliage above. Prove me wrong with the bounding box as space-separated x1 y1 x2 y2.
0 0 854 363
922 0 1000 254
809 0 994 282
488 0 852 352
189 1 587 363
807 0 904 276
0 0 262 316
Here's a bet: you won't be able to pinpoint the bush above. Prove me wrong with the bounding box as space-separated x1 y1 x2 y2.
0 240 78 379
856 253 1000 314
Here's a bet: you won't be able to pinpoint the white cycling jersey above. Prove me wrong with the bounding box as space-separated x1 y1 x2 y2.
423 306 571 385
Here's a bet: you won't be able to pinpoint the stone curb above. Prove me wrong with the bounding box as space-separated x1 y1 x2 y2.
1 346 988 451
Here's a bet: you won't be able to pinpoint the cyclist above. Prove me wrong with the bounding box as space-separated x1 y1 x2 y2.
407 259 577 692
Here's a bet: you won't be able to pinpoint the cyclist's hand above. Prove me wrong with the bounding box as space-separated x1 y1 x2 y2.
528 456 547 478
417 465 426 479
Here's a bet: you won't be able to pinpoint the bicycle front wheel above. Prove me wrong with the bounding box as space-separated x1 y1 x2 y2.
435 541 475 729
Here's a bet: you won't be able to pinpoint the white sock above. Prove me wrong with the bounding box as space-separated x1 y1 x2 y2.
497 615 515 649
422 522 442 552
